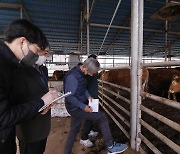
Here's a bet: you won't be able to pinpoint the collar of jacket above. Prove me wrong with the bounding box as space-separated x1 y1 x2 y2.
0 41 20 67
76 65 85 76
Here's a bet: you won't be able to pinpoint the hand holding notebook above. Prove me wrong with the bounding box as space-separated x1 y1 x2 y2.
88 99 99 112
39 91 71 112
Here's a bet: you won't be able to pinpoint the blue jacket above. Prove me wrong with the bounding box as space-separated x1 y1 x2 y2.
64 65 90 111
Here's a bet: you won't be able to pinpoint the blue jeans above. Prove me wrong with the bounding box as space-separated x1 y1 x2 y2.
64 108 113 154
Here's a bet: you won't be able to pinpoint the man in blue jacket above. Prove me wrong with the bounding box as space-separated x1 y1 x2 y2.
0 19 58 154
63 58 128 154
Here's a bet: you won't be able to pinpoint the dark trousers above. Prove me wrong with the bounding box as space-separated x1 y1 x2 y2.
64 108 113 154
0 129 16 154
19 138 47 154
80 100 94 140
81 120 93 140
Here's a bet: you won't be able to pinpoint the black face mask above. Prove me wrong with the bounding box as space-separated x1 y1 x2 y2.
21 50 39 66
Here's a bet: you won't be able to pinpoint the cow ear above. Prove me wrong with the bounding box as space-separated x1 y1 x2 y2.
172 75 178 80
172 80 177 85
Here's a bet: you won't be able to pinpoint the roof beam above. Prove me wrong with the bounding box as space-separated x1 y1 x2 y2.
89 0 96 22
90 23 180 35
19 0 31 21
0 2 21 9
49 42 130 48
105 13 131 54
98 0 122 55
78 0 83 52
86 0 90 55
143 38 180 57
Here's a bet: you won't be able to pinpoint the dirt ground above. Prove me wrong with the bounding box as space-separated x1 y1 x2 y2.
44 117 139 154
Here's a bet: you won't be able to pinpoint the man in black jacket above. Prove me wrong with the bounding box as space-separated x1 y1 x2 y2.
11 63 51 154
0 19 58 154
80 54 99 147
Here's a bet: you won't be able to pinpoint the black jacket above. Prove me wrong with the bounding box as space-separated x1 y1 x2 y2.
0 41 44 142
86 73 98 99
11 66 51 142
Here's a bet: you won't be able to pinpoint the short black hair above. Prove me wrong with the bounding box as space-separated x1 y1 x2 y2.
88 54 97 59
4 19 49 50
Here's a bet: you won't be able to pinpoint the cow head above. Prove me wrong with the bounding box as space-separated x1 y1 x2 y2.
168 75 180 101
169 75 180 93
99 70 109 81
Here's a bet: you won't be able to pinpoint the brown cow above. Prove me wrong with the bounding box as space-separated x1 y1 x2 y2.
148 68 180 98
52 70 67 81
99 69 149 97
168 75 180 101
99 68 180 101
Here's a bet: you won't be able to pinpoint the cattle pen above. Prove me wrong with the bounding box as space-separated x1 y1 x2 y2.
98 66 180 153
97 3 180 152
1 0 180 154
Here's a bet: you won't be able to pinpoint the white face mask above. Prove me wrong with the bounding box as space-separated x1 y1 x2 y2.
35 56 47 66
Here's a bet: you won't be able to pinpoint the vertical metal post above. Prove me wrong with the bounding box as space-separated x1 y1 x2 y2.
20 5 23 19
86 0 90 55
130 0 139 150
78 0 83 53
81 17 83 53
113 48 115 67
129 52 131 66
136 0 144 151
165 20 168 61
164 0 168 61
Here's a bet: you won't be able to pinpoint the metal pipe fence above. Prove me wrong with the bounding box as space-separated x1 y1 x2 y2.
98 78 180 153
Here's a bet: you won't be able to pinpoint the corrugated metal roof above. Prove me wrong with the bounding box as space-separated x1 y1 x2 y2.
0 0 179 58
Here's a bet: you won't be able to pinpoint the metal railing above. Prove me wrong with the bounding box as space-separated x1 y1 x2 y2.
98 79 180 154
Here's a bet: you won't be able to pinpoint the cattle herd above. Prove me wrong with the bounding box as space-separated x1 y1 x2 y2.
50 67 180 101
98 67 180 154
99 67 180 101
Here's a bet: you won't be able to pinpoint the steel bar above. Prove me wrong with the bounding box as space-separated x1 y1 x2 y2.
141 120 180 153
130 0 139 149
142 60 180 67
0 2 21 8
136 0 144 151
141 105 180 132
90 23 180 35
142 92 180 110
86 0 90 55
139 133 163 154
98 79 130 92
99 96 130 139
99 91 130 127
98 84 131 105
98 0 122 54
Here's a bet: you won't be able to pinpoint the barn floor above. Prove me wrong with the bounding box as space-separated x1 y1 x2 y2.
44 117 139 154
